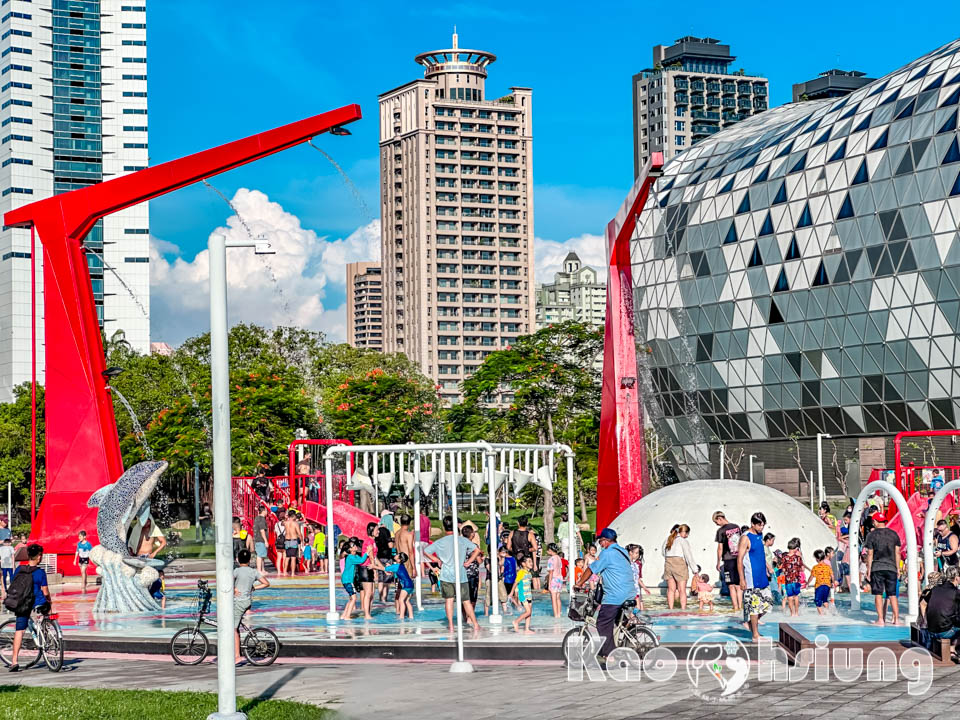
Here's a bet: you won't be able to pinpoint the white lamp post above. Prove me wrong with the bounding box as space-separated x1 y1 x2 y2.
208 233 275 720
718 443 726 481
748 454 757 483
817 433 831 506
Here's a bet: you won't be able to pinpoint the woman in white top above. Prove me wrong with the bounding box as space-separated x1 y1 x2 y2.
661 524 696 610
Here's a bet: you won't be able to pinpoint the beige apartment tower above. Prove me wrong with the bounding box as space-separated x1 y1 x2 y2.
346 261 384 351
379 32 535 404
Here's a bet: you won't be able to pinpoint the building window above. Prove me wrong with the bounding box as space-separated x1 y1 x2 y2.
2 187 32 196
122 74 147 80
675 121 685 131
124 257 149 263
122 108 147 114
124 229 150 234
676 135 685 146
675 107 686 117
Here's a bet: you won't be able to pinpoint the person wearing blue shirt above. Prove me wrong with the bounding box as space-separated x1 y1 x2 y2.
8 543 51 673
574 527 633 661
73 530 93 593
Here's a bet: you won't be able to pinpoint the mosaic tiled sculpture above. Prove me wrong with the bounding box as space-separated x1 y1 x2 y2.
87 460 168 612
631 38 960 478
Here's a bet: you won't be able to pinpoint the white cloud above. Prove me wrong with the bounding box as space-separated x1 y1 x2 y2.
150 188 379 345
534 233 607 286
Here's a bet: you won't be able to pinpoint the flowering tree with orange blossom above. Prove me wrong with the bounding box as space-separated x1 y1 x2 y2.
323 368 441 446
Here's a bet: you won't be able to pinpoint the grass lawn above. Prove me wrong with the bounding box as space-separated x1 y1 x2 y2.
0 686 332 720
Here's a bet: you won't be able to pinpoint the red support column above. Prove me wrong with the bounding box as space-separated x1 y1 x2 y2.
596 154 663 531
4 105 361 558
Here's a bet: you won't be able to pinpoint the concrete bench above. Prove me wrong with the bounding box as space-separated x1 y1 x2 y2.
910 623 955 664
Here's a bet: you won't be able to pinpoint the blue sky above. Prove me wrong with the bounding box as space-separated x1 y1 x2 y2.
145 2 960 343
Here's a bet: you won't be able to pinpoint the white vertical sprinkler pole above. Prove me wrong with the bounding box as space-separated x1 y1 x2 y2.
817 433 830 506
809 471 815 512
719 443 725 481
486 449 501 624
565 448 576 594
500 449 507 515
448 450 473 673
413 452 423 611
508 449 515 515
207 232 243 720
324 453 338 624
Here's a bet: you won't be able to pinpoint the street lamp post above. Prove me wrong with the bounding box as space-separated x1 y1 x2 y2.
209 232 275 720
748 454 757 483
719 443 726 481
817 433 831 506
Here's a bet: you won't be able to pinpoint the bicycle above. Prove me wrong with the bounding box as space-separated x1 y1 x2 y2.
0 607 64 673
562 591 659 665
170 579 279 666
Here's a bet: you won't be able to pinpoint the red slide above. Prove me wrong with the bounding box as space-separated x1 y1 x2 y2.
885 492 957 549
302 499 379 540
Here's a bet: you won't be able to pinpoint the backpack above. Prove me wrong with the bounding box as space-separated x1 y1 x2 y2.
3 566 37 615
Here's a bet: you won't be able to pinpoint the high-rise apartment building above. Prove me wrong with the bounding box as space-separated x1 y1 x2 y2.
0 0 150 400
379 32 535 404
792 69 875 102
535 252 605 329
346 261 383 351
632 37 769 176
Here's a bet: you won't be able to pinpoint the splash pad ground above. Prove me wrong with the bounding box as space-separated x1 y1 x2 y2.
43 573 917 661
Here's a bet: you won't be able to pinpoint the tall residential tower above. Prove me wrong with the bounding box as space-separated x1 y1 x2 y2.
346 261 383 351
0 0 150 400
379 32 535 404
632 37 769 176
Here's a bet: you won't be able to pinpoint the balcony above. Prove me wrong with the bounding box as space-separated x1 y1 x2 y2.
674 92 689 104
673 79 689 90
722 98 736 108
707 97 721 107
690 94 705 105
706 83 721 92
738 99 752 108
691 124 722 136
722 111 744 121
692 110 720 120
753 85 768 96
722 83 737 93
690 81 705 91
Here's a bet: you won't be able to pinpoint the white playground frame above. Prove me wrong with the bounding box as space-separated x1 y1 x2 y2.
322 441 576 672
922 480 960 587
849 480 919 622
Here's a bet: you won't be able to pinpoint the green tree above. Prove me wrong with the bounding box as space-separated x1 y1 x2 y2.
324 367 440 445
313 344 425 403
0 383 44 512
458 322 603 541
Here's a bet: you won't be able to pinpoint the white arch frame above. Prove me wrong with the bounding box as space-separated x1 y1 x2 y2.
922 479 960 586
849 479 918 622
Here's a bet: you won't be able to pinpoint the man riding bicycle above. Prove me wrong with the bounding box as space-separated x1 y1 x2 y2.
573 527 634 663
4 543 52 673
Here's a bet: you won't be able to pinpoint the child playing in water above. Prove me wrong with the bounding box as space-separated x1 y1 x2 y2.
626 544 652 610
573 558 587 588
340 540 367 620
772 551 787 610
546 544 563 618
385 551 415 619
149 569 166 609
807 548 836 616
695 573 714 612
781 538 808 617
512 555 535 634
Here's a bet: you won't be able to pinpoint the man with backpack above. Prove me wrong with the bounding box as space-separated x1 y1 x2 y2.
3 543 52 672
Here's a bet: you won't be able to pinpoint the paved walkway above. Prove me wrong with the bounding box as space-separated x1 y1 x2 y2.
3 655 960 719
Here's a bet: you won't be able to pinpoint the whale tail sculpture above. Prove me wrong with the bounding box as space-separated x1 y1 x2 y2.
87 460 169 613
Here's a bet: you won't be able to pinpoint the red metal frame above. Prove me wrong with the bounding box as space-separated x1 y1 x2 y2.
596 153 663 532
288 439 353 506
3 105 361 558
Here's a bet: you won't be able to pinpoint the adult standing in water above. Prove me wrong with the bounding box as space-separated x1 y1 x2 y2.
713 511 743 612
737 512 772 642
661 524 695 610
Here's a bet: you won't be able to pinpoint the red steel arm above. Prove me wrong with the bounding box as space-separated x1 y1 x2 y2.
596 153 663 531
4 104 361 559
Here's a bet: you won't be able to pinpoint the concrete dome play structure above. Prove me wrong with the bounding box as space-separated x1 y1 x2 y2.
609 479 837 585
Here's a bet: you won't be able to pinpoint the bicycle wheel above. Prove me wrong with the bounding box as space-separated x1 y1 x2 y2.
0 618 41 669
618 624 659 660
561 625 592 667
41 620 63 673
170 627 209 665
242 627 280 666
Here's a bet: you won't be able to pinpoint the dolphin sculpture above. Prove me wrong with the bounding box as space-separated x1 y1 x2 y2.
86 460 169 612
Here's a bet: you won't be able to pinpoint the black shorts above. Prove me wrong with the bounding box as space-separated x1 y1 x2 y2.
355 566 374 584
723 558 741 586
285 546 299 558
78 557 90 566
870 570 898 597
